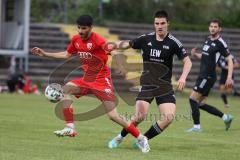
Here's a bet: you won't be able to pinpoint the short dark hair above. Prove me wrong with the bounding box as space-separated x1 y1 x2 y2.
76 15 93 26
209 19 221 27
154 10 169 21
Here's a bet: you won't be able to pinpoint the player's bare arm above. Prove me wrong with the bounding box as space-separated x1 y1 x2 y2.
31 47 71 59
225 55 234 88
104 41 131 78
115 40 131 50
111 51 128 78
176 56 192 91
191 47 202 59
102 40 131 54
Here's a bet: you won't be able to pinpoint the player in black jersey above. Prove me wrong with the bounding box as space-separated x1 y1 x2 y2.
188 19 234 132
108 10 192 150
217 54 239 107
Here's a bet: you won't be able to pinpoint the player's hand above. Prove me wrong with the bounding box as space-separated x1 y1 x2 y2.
104 43 117 53
31 47 46 57
225 77 233 88
176 78 186 91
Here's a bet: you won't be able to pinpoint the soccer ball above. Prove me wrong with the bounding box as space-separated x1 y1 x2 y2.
44 83 64 103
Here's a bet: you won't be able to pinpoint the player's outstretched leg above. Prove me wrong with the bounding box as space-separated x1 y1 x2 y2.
187 97 202 132
108 100 149 149
132 122 164 150
108 133 125 149
108 122 140 148
198 103 234 131
54 126 77 137
104 101 150 153
54 83 80 137
54 106 77 137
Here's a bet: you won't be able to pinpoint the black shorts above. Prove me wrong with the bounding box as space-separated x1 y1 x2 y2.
219 71 234 85
136 87 176 105
193 77 216 96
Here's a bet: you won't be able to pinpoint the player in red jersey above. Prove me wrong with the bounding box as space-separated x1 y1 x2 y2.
31 15 150 153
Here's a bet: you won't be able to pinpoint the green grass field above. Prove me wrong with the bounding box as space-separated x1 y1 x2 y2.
0 92 239 160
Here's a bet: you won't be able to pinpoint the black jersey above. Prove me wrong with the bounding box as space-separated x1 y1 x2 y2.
130 32 188 83
199 36 230 79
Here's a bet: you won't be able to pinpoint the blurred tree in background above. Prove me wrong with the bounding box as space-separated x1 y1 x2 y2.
31 0 99 23
31 0 240 30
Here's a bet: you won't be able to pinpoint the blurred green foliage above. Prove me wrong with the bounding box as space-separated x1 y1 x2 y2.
31 0 240 30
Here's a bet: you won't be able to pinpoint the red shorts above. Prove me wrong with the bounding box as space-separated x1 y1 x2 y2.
69 77 115 102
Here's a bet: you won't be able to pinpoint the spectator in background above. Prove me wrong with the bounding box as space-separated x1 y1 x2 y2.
6 71 40 95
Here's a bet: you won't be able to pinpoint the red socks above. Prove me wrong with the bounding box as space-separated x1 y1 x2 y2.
63 108 140 137
125 123 140 138
63 107 73 123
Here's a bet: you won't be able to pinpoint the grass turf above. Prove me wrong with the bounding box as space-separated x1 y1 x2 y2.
0 92 239 160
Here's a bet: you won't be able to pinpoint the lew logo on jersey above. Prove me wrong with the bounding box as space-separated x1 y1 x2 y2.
150 49 161 57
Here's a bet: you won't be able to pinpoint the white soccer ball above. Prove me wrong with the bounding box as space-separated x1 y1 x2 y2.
44 83 64 103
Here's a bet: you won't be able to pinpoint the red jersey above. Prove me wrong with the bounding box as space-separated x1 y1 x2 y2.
67 32 110 82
